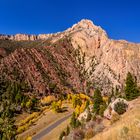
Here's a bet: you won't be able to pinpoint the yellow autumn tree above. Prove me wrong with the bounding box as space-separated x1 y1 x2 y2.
75 105 81 116
80 101 87 113
72 95 77 108
57 100 62 108
67 93 72 102
79 93 90 100
103 96 109 104
41 95 56 105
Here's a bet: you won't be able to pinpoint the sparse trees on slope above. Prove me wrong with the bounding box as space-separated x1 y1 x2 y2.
0 117 16 140
125 72 140 100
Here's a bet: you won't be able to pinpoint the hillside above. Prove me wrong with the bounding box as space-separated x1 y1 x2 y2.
0 19 140 96
0 38 84 96
91 97 140 140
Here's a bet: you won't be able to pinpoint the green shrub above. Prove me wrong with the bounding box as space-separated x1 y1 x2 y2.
70 112 76 128
114 101 128 115
65 125 70 135
99 102 107 117
70 112 81 128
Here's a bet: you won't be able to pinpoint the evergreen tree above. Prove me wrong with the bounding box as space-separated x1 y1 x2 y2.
93 88 103 114
70 112 77 128
125 72 140 100
75 119 81 128
70 112 81 128
65 125 70 135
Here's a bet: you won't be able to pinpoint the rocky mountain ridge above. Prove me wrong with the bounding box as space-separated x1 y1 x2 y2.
0 33 56 41
0 19 140 95
0 20 107 41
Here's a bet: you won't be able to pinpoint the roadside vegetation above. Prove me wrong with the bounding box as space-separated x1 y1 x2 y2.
59 72 140 140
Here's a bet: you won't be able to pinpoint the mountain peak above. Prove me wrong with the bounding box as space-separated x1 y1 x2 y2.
71 19 99 30
77 19 95 26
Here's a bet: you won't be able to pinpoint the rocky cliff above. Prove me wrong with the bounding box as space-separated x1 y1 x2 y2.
0 34 52 41
0 19 140 95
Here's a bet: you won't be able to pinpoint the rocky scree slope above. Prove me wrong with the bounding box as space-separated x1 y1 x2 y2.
0 19 140 95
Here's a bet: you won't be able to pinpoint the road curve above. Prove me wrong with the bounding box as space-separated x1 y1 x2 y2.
32 113 72 140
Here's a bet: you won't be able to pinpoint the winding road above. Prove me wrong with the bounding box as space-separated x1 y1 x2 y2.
32 113 72 140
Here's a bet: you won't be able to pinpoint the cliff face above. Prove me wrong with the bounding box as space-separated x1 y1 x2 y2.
0 19 140 95
62 19 140 93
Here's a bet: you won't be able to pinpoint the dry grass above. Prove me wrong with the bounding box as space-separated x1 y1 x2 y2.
17 112 42 134
91 97 140 140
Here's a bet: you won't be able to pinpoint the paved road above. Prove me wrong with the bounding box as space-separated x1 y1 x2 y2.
32 113 72 140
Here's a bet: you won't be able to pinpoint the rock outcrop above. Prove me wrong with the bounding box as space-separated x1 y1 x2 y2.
104 98 128 119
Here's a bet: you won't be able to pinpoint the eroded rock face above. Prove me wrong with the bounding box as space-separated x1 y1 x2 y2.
0 34 37 41
0 19 140 94
64 20 140 93
0 34 49 41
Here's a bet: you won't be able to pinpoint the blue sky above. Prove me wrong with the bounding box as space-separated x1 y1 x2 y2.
0 0 140 42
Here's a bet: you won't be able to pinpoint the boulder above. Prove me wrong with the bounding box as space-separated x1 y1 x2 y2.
104 98 129 119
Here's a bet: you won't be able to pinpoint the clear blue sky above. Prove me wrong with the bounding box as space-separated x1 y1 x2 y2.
0 0 140 42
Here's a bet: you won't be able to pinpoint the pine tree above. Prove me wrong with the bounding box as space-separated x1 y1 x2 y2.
93 88 103 114
125 72 140 100
70 112 77 128
66 125 70 135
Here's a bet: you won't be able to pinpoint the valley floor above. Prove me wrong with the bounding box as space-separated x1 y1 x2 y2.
17 103 73 140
